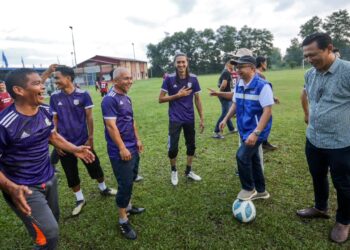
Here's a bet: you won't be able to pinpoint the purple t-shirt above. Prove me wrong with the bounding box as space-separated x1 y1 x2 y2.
161 73 201 123
0 104 55 185
50 89 94 146
101 89 137 159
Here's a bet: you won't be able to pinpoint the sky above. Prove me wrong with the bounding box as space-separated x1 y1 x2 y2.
1 0 349 67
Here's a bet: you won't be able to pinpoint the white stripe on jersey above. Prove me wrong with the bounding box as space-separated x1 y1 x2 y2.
85 105 94 109
108 91 116 97
3 114 19 128
0 111 15 124
0 111 16 126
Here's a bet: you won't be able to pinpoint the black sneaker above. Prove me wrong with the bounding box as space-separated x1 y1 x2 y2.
100 187 117 196
262 141 278 151
119 221 137 240
127 206 145 215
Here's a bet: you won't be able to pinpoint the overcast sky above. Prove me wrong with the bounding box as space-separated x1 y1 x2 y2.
1 0 349 67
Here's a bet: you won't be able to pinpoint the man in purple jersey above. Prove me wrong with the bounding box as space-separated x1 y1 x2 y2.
42 65 117 216
102 67 145 240
0 68 94 250
159 52 204 186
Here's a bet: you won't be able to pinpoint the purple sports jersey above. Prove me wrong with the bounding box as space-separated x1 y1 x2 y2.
101 89 137 159
50 89 94 146
161 73 201 122
0 104 55 185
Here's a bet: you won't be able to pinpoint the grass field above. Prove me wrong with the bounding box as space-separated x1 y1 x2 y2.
0 69 348 249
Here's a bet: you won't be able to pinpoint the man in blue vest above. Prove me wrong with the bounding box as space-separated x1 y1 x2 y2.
220 55 274 201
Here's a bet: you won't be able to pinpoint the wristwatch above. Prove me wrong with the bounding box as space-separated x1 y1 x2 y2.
253 130 261 136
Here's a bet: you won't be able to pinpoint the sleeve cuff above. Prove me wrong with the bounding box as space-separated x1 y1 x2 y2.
161 88 168 93
85 105 94 109
103 116 117 120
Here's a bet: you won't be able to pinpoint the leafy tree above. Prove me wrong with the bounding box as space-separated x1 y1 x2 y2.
299 16 323 39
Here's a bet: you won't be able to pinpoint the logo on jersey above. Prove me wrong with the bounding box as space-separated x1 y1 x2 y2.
45 118 52 126
187 82 192 88
119 100 124 105
20 131 30 139
58 101 63 106
173 84 177 88
73 99 79 105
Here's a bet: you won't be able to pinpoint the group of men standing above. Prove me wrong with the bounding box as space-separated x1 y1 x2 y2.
0 31 349 248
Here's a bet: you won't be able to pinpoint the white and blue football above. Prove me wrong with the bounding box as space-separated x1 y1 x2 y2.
232 199 256 223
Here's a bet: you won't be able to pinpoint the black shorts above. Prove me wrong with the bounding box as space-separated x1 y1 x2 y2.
168 122 196 158
59 150 104 188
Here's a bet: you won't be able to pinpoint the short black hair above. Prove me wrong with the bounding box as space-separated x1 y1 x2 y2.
5 68 37 99
333 48 340 53
55 65 75 81
302 33 332 50
256 56 267 68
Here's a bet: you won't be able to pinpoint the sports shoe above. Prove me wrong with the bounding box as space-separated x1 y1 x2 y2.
228 128 238 134
262 141 278 151
171 171 178 186
186 171 202 181
72 200 86 216
134 175 143 182
251 191 270 200
237 189 257 201
212 132 224 139
119 221 137 240
100 187 117 196
127 206 145 215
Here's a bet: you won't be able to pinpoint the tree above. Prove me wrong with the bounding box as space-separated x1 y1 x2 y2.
268 47 283 69
215 25 238 53
323 9 350 51
284 38 303 69
237 25 274 56
299 16 323 39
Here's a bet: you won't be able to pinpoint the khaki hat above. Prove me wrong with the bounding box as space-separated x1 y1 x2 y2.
233 48 253 58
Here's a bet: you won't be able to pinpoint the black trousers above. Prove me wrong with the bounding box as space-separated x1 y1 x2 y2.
168 122 196 159
305 139 350 225
60 150 104 188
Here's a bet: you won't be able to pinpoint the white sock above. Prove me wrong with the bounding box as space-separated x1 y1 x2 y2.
98 181 107 191
75 190 84 201
126 203 132 211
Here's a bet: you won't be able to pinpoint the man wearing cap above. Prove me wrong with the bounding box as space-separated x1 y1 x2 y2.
0 80 13 112
212 54 237 139
220 55 274 201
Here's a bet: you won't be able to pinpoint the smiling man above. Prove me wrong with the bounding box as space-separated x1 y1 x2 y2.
43 65 117 217
102 67 145 240
296 33 350 243
0 68 94 249
159 52 204 186
220 55 274 201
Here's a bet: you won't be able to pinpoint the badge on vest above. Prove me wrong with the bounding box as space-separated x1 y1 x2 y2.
73 99 79 105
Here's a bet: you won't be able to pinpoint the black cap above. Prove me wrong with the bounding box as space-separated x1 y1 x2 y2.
232 55 256 66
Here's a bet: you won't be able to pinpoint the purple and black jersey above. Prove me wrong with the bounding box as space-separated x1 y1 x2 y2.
161 73 201 123
101 89 137 159
50 89 94 146
0 104 55 185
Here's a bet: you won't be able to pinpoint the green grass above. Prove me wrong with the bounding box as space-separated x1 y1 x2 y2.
0 69 347 249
